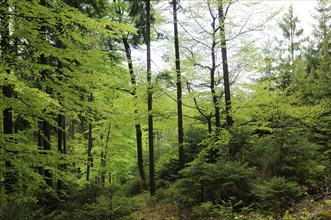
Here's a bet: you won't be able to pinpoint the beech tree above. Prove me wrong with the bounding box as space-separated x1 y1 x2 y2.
146 0 155 196
111 0 147 183
172 0 185 170
1 0 331 219
1 0 16 193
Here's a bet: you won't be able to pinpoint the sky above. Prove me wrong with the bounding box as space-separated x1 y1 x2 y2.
132 0 319 74
267 0 318 35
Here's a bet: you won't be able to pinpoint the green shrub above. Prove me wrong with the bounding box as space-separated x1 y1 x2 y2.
253 177 301 215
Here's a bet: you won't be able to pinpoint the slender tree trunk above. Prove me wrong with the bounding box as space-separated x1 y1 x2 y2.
123 38 146 182
56 21 67 191
70 120 75 139
211 14 221 130
207 116 212 134
211 40 221 130
209 17 221 161
146 0 155 196
57 114 63 190
218 2 234 159
135 124 145 181
62 116 67 169
43 120 53 187
57 113 66 191
101 124 111 186
38 0 53 186
38 122 45 176
1 0 17 193
86 93 93 182
172 0 185 170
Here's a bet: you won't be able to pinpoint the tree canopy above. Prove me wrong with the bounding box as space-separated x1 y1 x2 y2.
1 0 331 219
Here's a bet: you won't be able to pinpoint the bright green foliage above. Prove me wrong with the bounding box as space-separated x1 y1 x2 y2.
1 0 331 219
0 0 135 214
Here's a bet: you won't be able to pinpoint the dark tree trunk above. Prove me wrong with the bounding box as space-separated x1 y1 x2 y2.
86 93 93 182
207 114 212 134
101 124 111 186
43 120 53 187
56 32 66 191
57 114 63 190
37 0 53 188
57 114 66 191
62 116 67 169
123 37 146 182
1 0 19 194
218 2 234 159
70 120 75 139
210 14 221 131
1 0 17 194
38 122 45 176
172 0 185 170
135 124 145 181
146 0 155 196
209 16 221 161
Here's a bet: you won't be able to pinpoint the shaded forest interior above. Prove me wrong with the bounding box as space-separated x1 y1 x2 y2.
1 0 331 219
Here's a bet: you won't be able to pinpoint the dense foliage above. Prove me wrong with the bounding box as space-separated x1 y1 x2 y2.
1 0 330 219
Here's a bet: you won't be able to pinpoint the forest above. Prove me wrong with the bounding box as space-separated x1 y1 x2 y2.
0 0 330 219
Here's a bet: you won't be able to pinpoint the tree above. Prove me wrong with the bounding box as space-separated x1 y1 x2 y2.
115 0 147 183
277 5 305 89
313 0 331 45
218 0 234 159
1 0 17 193
278 5 304 62
123 36 146 182
146 0 155 196
172 0 185 170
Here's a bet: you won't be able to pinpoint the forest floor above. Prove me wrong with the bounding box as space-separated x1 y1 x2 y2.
133 195 331 220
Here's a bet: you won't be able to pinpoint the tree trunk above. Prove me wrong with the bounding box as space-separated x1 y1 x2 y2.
38 122 45 176
43 120 53 187
210 13 221 130
209 16 221 161
63 116 67 169
172 0 185 171
101 124 111 186
123 37 146 182
146 0 155 196
1 0 17 193
38 0 53 187
57 114 63 190
218 2 234 159
57 113 66 191
86 93 93 182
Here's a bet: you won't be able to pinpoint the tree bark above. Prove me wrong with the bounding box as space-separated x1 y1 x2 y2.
1 0 17 193
172 0 185 170
86 93 93 182
43 120 53 187
211 19 221 131
57 113 66 191
57 114 63 190
146 0 155 196
218 1 234 159
38 122 45 176
123 37 146 182
38 0 53 187
101 124 111 186
63 116 67 169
